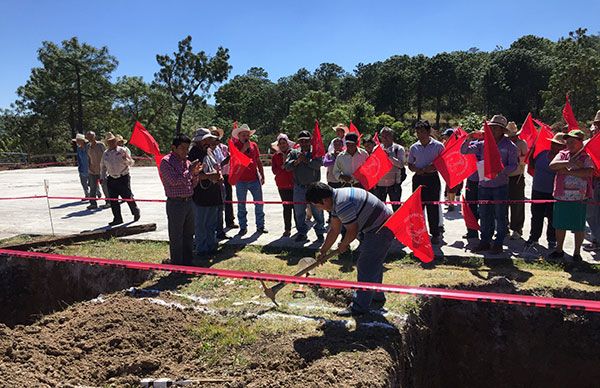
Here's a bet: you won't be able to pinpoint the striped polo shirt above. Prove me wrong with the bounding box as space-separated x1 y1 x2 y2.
330 188 392 233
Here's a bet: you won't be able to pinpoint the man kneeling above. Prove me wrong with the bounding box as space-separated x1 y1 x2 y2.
307 182 395 317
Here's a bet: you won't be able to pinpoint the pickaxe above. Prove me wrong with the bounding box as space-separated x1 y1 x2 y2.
261 249 339 306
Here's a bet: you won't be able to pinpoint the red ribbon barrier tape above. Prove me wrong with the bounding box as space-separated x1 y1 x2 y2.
1 249 598 313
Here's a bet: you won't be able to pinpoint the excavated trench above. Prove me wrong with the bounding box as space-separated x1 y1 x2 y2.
1 254 599 387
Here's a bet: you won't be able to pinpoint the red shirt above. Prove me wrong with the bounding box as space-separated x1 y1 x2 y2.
232 138 262 182
271 152 294 189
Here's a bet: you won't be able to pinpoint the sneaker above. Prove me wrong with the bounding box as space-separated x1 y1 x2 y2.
572 253 583 262
547 250 565 260
431 236 441 245
473 242 491 253
294 234 308 243
108 219 123 226
335 306 364 317
489 244 503 255
582 243 600 252
510 231 522 240
282 230 291 237
238 228 247 236
257 228 268 234
86 204 98 210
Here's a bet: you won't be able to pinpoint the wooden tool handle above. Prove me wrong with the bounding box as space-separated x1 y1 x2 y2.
291 249 339 278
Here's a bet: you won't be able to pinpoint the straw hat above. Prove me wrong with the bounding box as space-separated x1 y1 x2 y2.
505 121 519 136
115 134 127 144
549 132 566 145
488 114 508 129
72 133 88 143
104 132 116 142
192 128 217 143
270 133 296 152
232 123 256 139
332 123 349 134
209 126 224 140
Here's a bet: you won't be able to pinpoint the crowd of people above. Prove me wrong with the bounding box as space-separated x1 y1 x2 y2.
71 110 600 316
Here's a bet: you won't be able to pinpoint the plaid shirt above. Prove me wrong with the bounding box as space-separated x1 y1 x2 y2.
159 152 199 198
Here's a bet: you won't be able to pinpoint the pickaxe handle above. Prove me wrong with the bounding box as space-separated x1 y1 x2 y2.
261 249 339 306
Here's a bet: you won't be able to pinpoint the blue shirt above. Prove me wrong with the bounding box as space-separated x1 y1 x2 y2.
460 136 518 188
331 187 392 233
408 138 445 169
76 145 89 175
532 150 556 194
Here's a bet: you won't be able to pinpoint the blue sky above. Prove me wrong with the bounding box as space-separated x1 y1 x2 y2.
1 0 599 109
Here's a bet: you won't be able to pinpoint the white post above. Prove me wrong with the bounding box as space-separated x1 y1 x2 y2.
43 179 55 236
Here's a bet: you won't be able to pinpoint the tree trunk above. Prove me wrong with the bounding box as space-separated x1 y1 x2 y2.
416 85 423 121
435 94 441 130
69 104 77 153
75 65 84 134
174 102 187 136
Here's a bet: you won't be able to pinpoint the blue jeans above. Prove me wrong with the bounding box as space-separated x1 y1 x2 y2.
79 173 89 198
235 180 265 229
293 184 326 236
586 180 600 242
478 185 508 245
194 204 219 255
350 227 395 313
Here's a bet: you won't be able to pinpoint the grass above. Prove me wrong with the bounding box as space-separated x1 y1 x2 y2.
41 239 600 317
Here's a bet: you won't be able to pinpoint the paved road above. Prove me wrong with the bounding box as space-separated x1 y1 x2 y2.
0 166 597 262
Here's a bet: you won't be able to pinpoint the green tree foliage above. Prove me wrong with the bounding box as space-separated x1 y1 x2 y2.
155 35 231 135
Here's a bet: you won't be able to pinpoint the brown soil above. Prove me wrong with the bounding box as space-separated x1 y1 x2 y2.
0 293 402 387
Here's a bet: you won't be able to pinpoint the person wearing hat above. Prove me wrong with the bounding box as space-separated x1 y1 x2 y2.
461 114 519 254
189 128 224 258
159 134 203 266
584 112 600 252
408 120 445 244
271 133 296 237
333 133 369 189
115 134 131 156
362 135 376 155
524 133 566 251
548 129 595 262
506 121 529 240
328 124 349 153
374 126 406 212
284 130 326 243
209 126 235 238
231 124 267 235
100 132 141 226
84 131 110 210
323 138 345 189
72 133 90 201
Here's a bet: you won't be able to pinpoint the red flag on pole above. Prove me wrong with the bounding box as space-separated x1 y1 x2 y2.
531 120 553 159
562 94 579 130
433 129 477 189
227 139 252 186
349 121 362 147
584 133 600 169
382 186 434 263
373 131 381 146
353 146 393 190
483 121 504 179
519 113 537 150
311 120 326 158
461 195 480 231
129 121 164 168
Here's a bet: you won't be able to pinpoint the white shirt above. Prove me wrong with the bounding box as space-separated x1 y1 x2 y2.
101 146 134 178
333 147 369 184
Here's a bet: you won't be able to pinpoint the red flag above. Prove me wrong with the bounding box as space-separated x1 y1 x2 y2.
227 139 252 186
353 146 393 190
519 113 537 150
483 121 504 179
373 132 380 145
311 120 326 158
349 121 362 147
433 130 478 189
532 120 553 159
584 133 600 170
382 186 434 263
461 195 480 231
562 94 579 130
129 121 164 168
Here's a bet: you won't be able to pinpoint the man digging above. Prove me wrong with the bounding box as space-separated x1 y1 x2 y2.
307 182 395 317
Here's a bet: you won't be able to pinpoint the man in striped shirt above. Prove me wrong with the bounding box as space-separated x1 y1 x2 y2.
306 182 395 317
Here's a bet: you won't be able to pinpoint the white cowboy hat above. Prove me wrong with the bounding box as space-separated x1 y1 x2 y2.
192 128 217 143
270 133 296 152
332 123 349 134
232 123 256 139
72 133 88 143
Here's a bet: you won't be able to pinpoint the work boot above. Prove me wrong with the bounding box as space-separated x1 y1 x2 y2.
108 219 123 226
